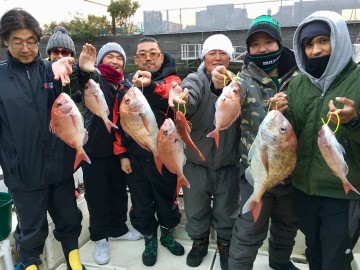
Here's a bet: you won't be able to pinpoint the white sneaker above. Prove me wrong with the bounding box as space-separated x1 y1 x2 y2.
109 230 142 241
94 239 110 265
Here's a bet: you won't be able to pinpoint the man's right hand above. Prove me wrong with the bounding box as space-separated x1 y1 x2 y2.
168 81 188 108
211 65 231 89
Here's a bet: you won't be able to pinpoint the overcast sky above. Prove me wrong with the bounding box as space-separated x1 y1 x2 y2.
0 0 280 26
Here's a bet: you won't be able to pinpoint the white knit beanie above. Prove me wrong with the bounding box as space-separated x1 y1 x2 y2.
200 34 234 60
96 42 127 68
46 26 76 56
198 34 234 70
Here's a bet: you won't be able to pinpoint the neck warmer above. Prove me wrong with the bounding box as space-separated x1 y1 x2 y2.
305 55 330 78
249 47 283 71
98 63 123 84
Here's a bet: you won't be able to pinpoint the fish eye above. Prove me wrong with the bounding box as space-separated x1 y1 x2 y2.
164 129 169 135
125 98 130 104
280 126 286 133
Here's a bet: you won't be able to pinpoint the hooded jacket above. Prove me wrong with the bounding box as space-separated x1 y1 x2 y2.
0 52 81 190
286 10 360 199
238 46 298 172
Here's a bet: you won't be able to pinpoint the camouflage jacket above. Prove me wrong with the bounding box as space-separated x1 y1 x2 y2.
237 47 298 173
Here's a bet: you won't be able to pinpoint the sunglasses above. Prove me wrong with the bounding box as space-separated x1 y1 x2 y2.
51 49 71 56
135 51 161 60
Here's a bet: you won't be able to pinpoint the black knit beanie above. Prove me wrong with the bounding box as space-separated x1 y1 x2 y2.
46 26 76 56
246 15 282 51
299 21 331 45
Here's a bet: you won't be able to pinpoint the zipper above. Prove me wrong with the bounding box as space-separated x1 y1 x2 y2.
305 92 325 193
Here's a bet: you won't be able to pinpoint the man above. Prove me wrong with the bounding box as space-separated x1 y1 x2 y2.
0 8 92 270
211 15 299 270
113 37 184 267
81 42 141 266
271 10 360 270
46 26 76 61
169 34 241 270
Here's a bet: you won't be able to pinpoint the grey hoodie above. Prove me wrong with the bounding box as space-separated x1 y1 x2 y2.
293 10 353 92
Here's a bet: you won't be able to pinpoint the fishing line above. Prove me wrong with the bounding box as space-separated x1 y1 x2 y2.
267 96 285 113
61 76 76 96
321 112 340 134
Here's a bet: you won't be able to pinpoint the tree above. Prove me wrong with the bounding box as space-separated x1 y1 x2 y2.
43 13 112 41
107 0 140 35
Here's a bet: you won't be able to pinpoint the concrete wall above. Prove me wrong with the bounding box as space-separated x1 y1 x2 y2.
1 23 359 66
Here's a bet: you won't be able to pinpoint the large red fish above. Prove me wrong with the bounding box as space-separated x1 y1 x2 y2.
318 124 360 195
119 86 160 168
243 110 297 222
84 79 118 133
174 111 205 161
50 93 90 170
207 81 241 148
157 118 189 196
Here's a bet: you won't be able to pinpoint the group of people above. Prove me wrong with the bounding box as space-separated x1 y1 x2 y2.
0 6 360 270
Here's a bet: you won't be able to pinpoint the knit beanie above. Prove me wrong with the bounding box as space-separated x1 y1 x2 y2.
200 34 234 60
246 15 282 50
299 21 331 45
46 26 76 56
96 42 127 68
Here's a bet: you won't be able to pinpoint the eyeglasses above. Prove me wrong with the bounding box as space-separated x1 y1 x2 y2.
135 51 161 60
51 49 71 56
10 41 39 49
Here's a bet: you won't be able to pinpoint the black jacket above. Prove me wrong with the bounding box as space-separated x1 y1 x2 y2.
114 53 180 158
0 52 85 190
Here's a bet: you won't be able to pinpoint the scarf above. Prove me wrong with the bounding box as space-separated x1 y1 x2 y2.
98 63 123 84
305 55 330 79
249 47 283 71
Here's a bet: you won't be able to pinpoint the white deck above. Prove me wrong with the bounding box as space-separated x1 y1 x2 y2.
1 169 359 270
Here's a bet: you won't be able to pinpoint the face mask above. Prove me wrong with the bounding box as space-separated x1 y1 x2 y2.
305 55 330 78
249 47 283 71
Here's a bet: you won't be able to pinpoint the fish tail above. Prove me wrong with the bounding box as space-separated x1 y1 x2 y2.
154 155 163 175
207 130 219 149
74 148 91 171
104 119 118 133
342 180 360 195
176 175 190 197
197 150 206 161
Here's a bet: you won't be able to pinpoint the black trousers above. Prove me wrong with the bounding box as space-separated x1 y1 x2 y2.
229 177 298 270
126 154 181 235
293 188 360 270
10 177 82 267
82 155 129 241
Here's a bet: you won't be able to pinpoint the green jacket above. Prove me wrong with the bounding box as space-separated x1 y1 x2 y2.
286 61 360 199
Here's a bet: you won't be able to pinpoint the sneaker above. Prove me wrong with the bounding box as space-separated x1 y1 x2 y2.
109 230 142 241
186 238 209 267
94 239 110 265
269 260 300 270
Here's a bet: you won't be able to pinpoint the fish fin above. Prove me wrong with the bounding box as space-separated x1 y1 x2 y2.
154 155 163 175
176 175 190 197
104 119 118 133
207 130 219 149
83 130 89 145
242 194 253 214
260 145 269 173
74 148 91 171
141 114 151 133
252 201 262 223
245 169 254 186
